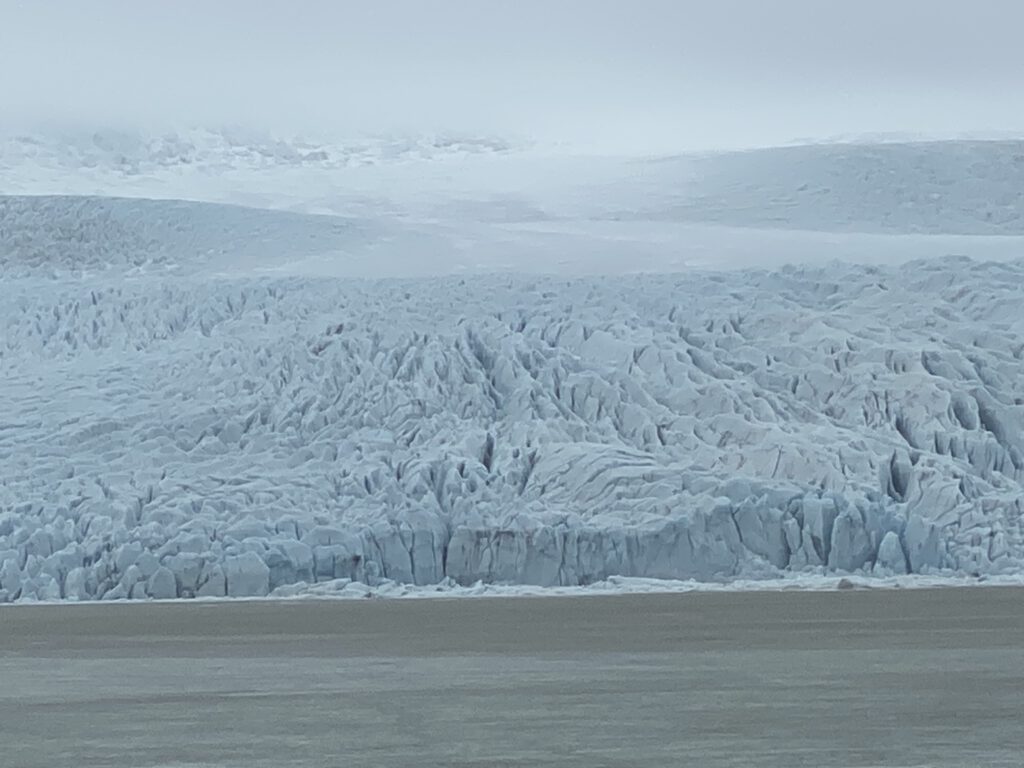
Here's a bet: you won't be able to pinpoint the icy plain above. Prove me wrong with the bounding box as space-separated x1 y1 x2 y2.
1 129 1023 601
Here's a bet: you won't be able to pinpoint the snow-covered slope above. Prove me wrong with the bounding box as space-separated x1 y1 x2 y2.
5 129 1024 237
655 140 1024 234
5 130 1024 274
0 196 377 278
2 133 1024 602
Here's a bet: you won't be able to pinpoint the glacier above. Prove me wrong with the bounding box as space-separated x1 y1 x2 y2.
1 134 1024 602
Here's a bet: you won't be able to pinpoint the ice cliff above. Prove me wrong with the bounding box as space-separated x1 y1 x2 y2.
2 226 1022 599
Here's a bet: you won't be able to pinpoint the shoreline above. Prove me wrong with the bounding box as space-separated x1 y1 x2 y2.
4 573 1024 613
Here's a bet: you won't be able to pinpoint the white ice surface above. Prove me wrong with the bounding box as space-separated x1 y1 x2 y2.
4 128 1024 275
1 130 1023 602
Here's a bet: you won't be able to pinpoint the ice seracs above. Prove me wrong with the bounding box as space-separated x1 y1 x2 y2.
874 531 909 575
2 250 1023 601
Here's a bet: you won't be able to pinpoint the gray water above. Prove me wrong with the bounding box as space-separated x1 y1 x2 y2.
2 588 1022 767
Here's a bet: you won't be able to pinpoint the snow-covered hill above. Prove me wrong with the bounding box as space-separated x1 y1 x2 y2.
657 140 1024 235
0 196 375 278
5 129 1024 239
2 134 1023 601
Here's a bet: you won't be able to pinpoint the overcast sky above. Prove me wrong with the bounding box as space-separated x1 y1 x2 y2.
2 0 1022 150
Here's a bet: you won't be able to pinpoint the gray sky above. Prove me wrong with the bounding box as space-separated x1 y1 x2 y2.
2 0 1023 150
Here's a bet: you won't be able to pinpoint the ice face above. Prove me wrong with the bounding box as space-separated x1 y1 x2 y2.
2 245 1023 600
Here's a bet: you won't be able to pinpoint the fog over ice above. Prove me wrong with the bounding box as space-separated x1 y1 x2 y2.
2 0 1024 151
